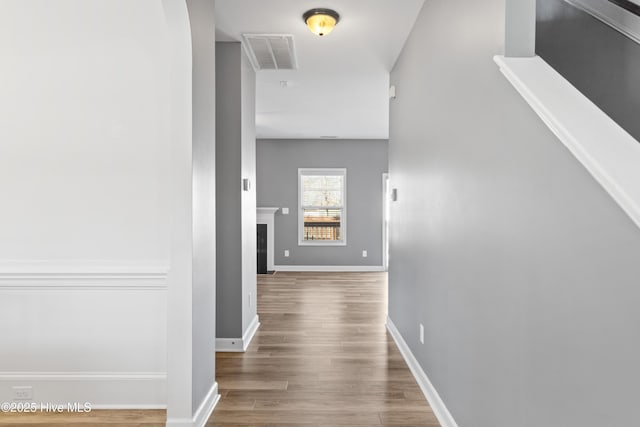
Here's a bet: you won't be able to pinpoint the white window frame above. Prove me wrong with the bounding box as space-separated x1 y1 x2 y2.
298 168 347 246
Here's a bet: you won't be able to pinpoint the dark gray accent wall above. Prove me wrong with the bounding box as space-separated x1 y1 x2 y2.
536 0 640 141
257 139 388 267
215 42 257 339
389 0 640 426
216 43 242 339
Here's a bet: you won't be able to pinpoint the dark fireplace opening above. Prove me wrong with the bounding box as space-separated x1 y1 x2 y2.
257 224 268 274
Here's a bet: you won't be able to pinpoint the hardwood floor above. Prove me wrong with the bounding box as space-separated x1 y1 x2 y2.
0 409 166 426
209 272 439 426
0 272 437 426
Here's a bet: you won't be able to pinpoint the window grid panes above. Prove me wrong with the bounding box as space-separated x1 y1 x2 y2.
303 209 342 241
299 170 346 244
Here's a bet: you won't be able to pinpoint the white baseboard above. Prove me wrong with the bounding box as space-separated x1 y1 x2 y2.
193 382 220 427
242 315 260 351
274 265 385 272
215 337 244 352
216 315 260 352
166 382 220 427
0 371 166 408
386 317 458 427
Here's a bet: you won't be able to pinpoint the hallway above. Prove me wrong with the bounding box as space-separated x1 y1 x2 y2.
209 272 438 426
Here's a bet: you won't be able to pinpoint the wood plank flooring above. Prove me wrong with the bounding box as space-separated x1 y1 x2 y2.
209 272 438 426
0 272 437 426
0 409 166 426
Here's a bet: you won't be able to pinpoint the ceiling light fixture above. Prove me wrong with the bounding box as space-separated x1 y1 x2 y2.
303 8 340 37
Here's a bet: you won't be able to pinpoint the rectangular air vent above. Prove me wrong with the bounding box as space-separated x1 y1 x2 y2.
242 34 298 71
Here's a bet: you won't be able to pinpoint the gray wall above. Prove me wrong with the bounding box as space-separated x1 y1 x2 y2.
257 139 388 267
187 0 216 411
505 0 536 56
216 43 241 338
389 1 640 426
215 42 257 339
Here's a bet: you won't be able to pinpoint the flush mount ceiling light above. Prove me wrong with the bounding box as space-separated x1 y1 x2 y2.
303 8 340 37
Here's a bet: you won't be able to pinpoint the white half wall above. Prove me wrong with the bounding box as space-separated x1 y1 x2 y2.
0 262 168 407
0 0 173 408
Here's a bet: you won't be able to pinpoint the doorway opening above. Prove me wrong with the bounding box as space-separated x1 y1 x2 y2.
382 173 390 271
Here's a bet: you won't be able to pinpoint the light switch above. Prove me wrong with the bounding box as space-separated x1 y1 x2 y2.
282 207 289 215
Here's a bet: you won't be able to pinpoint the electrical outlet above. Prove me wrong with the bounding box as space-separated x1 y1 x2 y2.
12 386 32 400
389 85 397 99
419 324 424 344
362 250 368 258
284 250 290 257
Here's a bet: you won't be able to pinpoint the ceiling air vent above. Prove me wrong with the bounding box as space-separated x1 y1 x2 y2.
242 34 298 71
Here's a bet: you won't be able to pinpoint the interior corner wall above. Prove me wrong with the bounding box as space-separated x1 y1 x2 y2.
505 0 536 57
215 42 257 340
0 0 171 407
187 0 217 415
256 139 388 267
164 0 196 421
240 48 257 334
388 0 640 426
215 43 242 339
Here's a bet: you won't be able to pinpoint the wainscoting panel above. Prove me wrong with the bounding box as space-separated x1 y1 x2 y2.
0 261 168 407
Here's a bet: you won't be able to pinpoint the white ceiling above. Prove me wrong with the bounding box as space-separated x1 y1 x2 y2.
215 0 425 140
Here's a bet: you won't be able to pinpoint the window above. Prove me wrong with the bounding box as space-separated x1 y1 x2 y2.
298 168 346 246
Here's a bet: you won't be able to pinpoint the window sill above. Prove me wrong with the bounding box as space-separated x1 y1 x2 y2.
298 241 347 247
494 55 640 229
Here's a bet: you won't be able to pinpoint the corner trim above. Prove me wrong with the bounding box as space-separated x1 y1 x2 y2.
166 382 220 427
273 265 385 272
495 55 640 230
216 315 260 353
386 317 459 427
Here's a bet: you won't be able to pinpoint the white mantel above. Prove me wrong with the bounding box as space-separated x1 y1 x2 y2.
257 207 279 272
